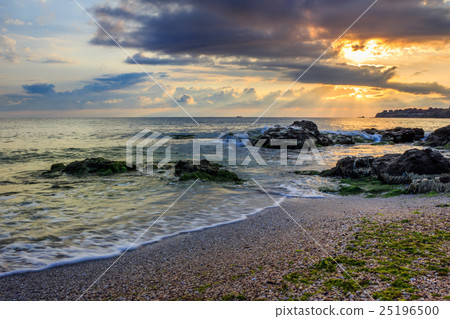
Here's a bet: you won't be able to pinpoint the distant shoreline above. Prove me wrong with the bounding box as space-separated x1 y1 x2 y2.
376 107 450 118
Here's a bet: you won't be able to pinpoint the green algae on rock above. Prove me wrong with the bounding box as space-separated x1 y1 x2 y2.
175 159 242 183
43 158 135 176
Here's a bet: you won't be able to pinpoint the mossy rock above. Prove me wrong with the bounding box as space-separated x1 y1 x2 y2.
179 170 241 183
50 163 66 172
45 158 135 176
294 170 321 175
175 159 243 183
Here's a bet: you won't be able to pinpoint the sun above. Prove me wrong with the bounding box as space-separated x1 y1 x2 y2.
340 39 391 64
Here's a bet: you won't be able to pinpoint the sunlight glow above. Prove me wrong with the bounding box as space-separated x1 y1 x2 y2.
340 39 394 64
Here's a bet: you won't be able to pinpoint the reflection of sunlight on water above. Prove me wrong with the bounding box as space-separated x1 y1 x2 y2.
0 117 448 274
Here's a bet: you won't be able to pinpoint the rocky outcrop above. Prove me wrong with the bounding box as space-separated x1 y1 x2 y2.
321 156 375 178
175 159 242 182
322 149 450 193
375 149 450 183
362 127 424 143
253 120 331 148
43 158 134 177
419 125 450 147
251 121 425 148
381 127 424 143
325 134 355 145
375 107 450 118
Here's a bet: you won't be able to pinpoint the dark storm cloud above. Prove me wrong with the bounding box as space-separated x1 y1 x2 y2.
292 64 450 98
22 83 55 95
91 0 450 59
219 59 450 98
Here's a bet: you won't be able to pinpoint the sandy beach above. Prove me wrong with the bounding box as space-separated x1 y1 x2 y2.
0 195 448 301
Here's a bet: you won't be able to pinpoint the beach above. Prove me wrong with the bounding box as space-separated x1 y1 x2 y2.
1 195 448 301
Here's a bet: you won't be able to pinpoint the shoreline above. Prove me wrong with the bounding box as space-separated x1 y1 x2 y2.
0 195 448 301
0 196 287 279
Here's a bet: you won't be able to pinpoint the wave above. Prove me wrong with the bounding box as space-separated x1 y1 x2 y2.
0 196 286 278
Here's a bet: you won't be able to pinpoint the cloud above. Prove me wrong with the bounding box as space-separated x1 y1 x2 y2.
125 52 211 66
221 59 450 98
177 94 195 104
0 35 18 63
0 73 150 111
42 57 72 64
4 18 25 26
88 0 450 100
79 73 148 93
23 83 55 95
91 0 450 60
103 98 123 104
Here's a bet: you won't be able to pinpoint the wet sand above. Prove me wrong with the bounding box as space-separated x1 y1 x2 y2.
0 195 448 301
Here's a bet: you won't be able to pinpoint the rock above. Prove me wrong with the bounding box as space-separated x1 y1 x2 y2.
375 149 450 184
323 149 450 190
363 128 384 135
408 175 450 194
41 163 66 177
419 125 450 147
381 127 424 143
440 175 450 183
291 120 320 134
174 159 242 183
254 120 331 148
325 133 355 145
61 158 133 176
321 156 375 178
50 163 66 172
353 135 374 144
170 134 196 140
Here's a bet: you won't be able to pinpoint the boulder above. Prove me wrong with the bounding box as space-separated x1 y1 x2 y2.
363 128 384 135
321 156 375 178
56 158 133 176
50 163 66 172
374 148 450 184
175 159 241 182
419 125 450 147
323 149 450 190
381 127 424 143
254 120 331 148
291 120 320 134
325 133 355 145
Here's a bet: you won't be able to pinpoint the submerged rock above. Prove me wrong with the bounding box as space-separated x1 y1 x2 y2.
419 125 450 147
174 159 242 183
363 128 383 135
50 163 66 172
43 158 134 177
325 133 355 145
322 149 450 192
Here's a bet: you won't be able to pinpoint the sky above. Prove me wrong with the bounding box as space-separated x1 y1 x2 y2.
0 0 449 118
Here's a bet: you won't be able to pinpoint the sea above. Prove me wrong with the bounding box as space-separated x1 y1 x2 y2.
0 117 448 275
